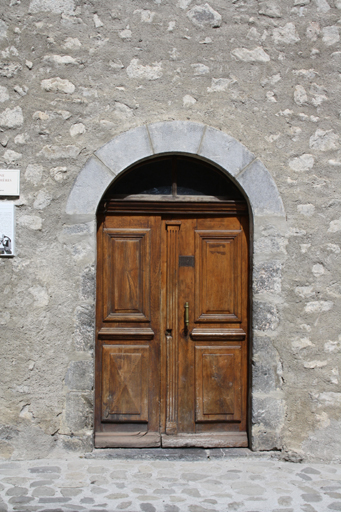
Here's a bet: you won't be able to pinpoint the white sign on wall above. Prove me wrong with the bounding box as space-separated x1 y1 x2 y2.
0 202 15 256
0 169 20 196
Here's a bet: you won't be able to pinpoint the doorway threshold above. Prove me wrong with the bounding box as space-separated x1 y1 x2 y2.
161 432 248 448
84 448 280 461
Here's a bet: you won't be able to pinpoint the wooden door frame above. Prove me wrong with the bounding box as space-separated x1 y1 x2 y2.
95 198 250 447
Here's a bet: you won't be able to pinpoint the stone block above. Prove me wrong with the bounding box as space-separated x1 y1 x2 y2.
148 121 205 155
38 145 80 159
252 336 282 393
126 59 162 80
253 363 278 393
258 0 282 18
41 77 75 94
252 336 281 392
81 265 95 301
199 126 255 178
66 157 114 216
8 496 34 505
254 261 282 294
29 0 75 14
0 106 23 128
96 125 153 174
231 47 270 63
187 4 222 28
5 486 28 496
60 487 82 497
254 235 288 258
65 392 93 433
64 361 93 391
253 334 279 354
251 428 282 451
29 466 60 473
252 395 285 429
237 160 285 217
253 301 279 331
60 434 93 453
62 222 93 237
17 214 42 231
73 304 95 352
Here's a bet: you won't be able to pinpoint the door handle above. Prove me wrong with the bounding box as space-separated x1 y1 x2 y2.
185 302 189 329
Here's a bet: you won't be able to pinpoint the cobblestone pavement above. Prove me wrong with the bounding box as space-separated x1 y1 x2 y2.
0 449 341 512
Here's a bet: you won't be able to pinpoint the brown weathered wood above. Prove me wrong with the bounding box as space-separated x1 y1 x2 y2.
176 216 248 439
194 229 242 323
161 433 248 448
95 199 249 448
95 432 161 448
98 328 154 339
102 228 151 323
95 214 161 447
191 328 246 341
101 344 149 422
176 217 196 433
195 345 242 422
165 221 181 435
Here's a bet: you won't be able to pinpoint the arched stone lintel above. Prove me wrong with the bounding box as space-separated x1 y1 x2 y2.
66 121 285 218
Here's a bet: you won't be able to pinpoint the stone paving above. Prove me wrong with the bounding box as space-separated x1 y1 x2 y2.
0 450 340 512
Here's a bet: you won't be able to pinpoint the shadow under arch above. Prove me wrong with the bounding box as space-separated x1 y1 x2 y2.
101 152 247 203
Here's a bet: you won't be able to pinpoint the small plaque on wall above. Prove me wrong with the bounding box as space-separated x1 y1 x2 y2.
0 202 15 256
0 169 20 196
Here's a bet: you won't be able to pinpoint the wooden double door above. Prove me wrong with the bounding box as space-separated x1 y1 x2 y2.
95 203 249 448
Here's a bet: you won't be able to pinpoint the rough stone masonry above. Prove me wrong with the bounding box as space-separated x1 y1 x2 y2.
0 0 340 462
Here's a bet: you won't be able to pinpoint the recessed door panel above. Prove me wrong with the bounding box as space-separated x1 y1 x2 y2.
195 346 242 422
103 229 151 322
102 344 149 422
195 230 242 323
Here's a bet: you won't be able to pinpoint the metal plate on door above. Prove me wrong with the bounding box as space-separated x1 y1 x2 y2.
179 256 195 267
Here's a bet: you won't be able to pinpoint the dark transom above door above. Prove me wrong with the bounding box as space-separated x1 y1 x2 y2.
95 157 249 448
105 155 245 201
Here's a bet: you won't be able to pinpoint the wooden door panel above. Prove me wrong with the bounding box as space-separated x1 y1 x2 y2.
195 346 242 422
97 208 248 448
173 215 248 444
194 230 242 323
103 229 151 323
102 344 149 422
96 214 161 447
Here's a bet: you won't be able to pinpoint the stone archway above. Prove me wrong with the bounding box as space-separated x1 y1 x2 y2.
66 121 286 451
66 121 284 219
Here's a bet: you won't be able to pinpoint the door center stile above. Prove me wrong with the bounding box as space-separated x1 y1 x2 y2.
165 221 181 435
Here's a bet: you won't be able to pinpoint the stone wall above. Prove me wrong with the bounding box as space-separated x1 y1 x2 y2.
0 0 340 461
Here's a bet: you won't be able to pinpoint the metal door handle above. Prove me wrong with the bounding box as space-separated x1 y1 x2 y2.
185 302 189 329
